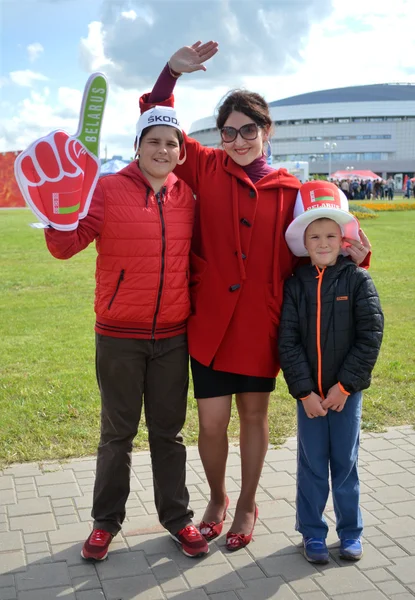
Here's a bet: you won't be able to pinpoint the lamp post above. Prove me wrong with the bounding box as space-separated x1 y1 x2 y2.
346 166 355 183
324 142 337 178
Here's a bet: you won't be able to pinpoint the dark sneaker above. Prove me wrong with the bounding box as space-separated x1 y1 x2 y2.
170 524 209 557
339 538 363 561
81 529 113 561
303 537 329 564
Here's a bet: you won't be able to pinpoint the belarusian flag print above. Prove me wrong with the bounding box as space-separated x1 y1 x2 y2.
14 72 108 231
310 188 336 203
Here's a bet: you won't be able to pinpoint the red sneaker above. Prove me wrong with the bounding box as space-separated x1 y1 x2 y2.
81 529 113 561
170 524 209 557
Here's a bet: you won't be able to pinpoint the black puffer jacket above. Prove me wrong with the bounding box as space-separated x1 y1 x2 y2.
278 256 384 399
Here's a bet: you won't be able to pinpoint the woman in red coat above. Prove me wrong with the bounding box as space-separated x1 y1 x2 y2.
141 42 370 551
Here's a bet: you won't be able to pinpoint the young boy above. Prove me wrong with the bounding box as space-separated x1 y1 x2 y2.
279 181 384 564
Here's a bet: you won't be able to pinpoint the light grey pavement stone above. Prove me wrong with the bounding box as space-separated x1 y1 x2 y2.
237 576 299 599
0 551 26 575
315 568 375 595
0 532 23 552
37 482 82 499
0 587 17 600
9 512 56 534
0 490 16 506
3 427 415 599
75 591 106 600
0 478 14 491
7 497 51 518
103 574 163 599
18 587 76 600
166 591 209 599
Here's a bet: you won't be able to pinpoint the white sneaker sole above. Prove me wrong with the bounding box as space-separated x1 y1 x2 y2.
170 533 209 558
303 550 329 564
339 550 363 561
81 549 108 561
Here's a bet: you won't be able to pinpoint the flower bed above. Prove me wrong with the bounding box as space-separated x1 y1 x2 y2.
350 211 378 220
349 204 377 220
353 202 415 212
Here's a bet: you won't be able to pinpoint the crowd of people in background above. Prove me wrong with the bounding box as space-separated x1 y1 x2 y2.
324 176 415 201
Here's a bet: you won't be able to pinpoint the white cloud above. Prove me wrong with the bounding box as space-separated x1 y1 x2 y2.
0 82 135 158
78 0 333 89
79 21 113 72
0 87 78 152
4 0 415 159
27 42 44 63
9 70 49 87
121 10 137 20
210 0 415 111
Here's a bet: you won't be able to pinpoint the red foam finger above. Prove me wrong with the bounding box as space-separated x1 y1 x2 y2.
67 139 87 169
54 132 79 175
78 154 99 215
35 140 60 179
20 155 42 184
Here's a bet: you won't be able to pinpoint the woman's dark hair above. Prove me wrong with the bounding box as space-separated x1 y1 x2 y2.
139 125 183 147
216 89 273 131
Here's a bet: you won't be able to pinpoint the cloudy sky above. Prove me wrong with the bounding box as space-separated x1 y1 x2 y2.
1 0 415 160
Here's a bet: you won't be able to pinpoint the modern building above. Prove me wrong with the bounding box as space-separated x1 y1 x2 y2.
188 84 415 179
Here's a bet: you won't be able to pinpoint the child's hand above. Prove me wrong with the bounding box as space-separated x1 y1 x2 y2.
302 392 328 419
321 383 348 412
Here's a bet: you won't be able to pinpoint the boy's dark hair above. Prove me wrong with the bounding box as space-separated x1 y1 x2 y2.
139 125 183 147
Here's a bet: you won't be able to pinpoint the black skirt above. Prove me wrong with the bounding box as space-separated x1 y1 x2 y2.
191 357 276 399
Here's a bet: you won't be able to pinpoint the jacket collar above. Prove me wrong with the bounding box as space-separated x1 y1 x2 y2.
297 255 355 280
116 161 179 193
221 153 301 191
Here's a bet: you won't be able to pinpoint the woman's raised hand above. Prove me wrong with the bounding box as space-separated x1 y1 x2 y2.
169 41 218 74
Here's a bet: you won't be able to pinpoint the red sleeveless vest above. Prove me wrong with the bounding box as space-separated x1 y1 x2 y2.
94 163 194 339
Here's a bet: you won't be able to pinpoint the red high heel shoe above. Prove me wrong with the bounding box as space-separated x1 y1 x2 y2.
226 505 258 551
199 496 230 542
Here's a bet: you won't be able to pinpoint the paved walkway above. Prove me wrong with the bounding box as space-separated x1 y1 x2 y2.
2 426 415 599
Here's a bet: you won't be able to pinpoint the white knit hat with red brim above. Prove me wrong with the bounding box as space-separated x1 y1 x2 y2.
285 181 360 257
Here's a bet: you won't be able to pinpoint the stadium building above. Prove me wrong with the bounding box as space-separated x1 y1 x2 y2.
188 83 415 179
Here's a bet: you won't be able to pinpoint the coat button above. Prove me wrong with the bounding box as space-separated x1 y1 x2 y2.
240 218 251 227
229 284 241 292
234 251 247 259
249 189 256 198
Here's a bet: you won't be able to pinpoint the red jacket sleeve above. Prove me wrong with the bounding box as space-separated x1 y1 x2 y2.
140 91 174 112
44 182 105 259
360 251 371 269
146 63 178 104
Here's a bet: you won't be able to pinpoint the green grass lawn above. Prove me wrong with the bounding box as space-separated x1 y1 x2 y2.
1 209 414 465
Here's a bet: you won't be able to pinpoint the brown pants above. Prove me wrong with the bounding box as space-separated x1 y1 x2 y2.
92 333 193 535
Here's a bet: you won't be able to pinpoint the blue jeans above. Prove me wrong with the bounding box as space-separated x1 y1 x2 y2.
296 392 363 540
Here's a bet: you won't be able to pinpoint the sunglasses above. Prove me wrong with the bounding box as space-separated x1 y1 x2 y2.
220 123 260 143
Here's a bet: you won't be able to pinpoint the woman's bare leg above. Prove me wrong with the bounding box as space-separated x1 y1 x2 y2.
229 392 270 534
197 395 232 523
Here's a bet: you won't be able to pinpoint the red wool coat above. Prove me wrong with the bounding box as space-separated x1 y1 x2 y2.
140 94 302 377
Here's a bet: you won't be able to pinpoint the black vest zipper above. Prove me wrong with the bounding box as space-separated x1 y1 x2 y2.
107 269 125 310
151 187 167 338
